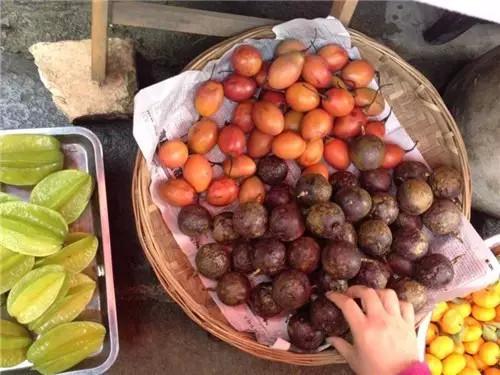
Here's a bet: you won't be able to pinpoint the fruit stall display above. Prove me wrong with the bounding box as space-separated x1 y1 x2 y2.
156 38 465 346
132 23 486 365
0 132 113 374
424 283 500 375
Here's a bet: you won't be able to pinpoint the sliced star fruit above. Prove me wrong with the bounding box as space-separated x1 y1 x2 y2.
0 201 68 256
0 319 33 367
36 232 98 273
28 273 96 334
7 265 69 324
0 192 20 204
0 245 35 294
0 134 63 186
30 169 94 224
27 321 106 375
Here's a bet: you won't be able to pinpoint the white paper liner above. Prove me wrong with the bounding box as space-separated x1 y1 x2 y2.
133 17 500 350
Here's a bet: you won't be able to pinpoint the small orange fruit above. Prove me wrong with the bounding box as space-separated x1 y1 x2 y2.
484 368 500 375
472 305 496 322
464 338 484 355
432 302 449 322
458 368 481 375
440 308 464 334
442 353 466 375
473 353 488 370
462 325 483 342
478 341 499 366
449 301 472 318
429 335 455 360
464 354 477 369
425 353 443 375
472 289 500 309
426 322 439 344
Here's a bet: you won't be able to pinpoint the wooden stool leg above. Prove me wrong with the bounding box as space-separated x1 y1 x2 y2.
91 0 109 83
330 0 359 26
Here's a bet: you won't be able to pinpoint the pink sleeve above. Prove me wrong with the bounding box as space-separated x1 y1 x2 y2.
398 361 431 375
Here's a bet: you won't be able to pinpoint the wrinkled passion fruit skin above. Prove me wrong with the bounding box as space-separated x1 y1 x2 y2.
392 227 429 260
349 135 385 171
253 238 286 276
257 155 288 185
311 270 348 293
305 202 345 239
321 241 362 279
249 282 282 318
287 236 320 274
195 243 230 280
330 171 359 194
353 260 391 289
287 312 325 351
233 202 268 239
423 199 462 235
392 278 427 312
328 222 357 245
310 296 349 336
387 253 414 277
178 204 212 237
216 272 251 306
414 253 454 288
394 161 430 185
269 203 305 241
212 212 239 243
295 174 332 207
358 219 392 257
369 192 399 225
334 186 372 223
231 241 255 273
397 179 433 215
265 184 292 209
360 168 392 193
428 166 463 199
272 270 311 310
392 211 423 231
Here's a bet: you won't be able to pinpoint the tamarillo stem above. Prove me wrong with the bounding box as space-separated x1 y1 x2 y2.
452 234 465 245
451 253 464 265
375 71 381 87
173 168 183 178
228 157 233 177
249 269 261 277
301 83 326 99
404 141 419 153
364 84 393 107
263 87 286 94
310 28 319 53
381 108 393 123
209 63 217 80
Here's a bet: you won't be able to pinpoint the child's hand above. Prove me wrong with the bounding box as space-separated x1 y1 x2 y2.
327 285 419 375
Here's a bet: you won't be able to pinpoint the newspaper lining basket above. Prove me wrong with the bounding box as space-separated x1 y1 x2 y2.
132 26 471 365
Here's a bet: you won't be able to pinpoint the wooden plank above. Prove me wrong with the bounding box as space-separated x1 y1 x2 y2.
110 1 278 37
91 0 109 83
330 0 359 26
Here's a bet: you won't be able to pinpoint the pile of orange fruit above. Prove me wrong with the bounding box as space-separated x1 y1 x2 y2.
425 281 500 375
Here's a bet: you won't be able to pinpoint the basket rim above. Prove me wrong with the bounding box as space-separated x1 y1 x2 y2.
132 25 471 366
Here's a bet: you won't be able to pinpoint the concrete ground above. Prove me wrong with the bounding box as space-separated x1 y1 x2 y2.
1 1 500 374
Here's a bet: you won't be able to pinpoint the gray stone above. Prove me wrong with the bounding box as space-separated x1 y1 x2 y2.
0 52 68 129
29 38 136 122
444 46 500 218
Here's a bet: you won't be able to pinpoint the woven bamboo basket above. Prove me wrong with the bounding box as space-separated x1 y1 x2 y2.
132 26 471 365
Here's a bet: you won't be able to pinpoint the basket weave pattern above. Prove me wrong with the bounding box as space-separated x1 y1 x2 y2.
132 26 471 365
